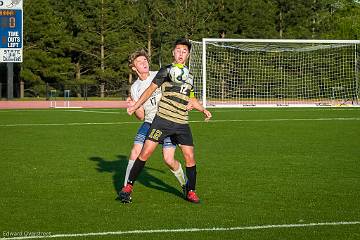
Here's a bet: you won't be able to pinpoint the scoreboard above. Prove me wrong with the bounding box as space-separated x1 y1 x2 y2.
0 0 23 62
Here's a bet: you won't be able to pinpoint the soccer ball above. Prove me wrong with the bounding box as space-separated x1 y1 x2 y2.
169 64 190 83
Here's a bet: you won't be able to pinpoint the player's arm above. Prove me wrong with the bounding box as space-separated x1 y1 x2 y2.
127 83 158 115
188 97 212 121
128 67 168 115
134 106 145 121
126 96 145 120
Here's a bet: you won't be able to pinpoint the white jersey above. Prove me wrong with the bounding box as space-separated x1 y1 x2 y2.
130 71 162 123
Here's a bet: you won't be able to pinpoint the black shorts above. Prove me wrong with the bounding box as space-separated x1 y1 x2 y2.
146 115 193 146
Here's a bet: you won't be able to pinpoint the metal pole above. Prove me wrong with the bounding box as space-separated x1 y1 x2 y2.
355 44 359 104
202 38 207 108
45 83 49 100
84 83 88 100
20 81 24 98
7 63 14 99
159 36 162 68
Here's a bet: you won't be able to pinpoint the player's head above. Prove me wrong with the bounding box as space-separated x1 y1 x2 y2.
172 38 191 65
128 49 150 75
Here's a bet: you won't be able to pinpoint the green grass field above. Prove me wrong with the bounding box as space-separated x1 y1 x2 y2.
0 108 359 240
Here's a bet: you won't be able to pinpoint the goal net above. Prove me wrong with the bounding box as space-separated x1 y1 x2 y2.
189 39 360 107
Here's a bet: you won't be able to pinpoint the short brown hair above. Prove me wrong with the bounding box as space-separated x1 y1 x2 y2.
128 49 149 69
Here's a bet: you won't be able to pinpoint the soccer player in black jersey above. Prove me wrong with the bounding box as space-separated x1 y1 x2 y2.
120 38 212 203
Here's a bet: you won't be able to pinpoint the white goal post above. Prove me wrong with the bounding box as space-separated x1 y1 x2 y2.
189 38 360 107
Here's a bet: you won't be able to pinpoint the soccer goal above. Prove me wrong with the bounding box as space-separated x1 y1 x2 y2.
189 39 360 107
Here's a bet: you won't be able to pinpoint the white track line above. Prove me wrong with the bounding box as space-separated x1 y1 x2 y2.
210 109 360 113
1 108 359 114
0 117 359 127
66 110 123 114
63 108 360 114
0 121 138 127
1 221 359 240
0 109 123 114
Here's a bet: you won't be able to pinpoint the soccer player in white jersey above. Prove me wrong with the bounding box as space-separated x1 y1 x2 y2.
122 50 186 200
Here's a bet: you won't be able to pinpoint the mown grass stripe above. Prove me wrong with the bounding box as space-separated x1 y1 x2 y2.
0 117 359 127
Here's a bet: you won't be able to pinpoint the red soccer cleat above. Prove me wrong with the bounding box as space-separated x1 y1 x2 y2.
122 184 133 193
187 190 200 204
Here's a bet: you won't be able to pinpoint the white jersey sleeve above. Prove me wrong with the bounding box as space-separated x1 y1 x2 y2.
130 71 161 123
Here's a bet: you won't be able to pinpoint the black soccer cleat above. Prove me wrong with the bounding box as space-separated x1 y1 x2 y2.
119 191 132 203
118 184 133 203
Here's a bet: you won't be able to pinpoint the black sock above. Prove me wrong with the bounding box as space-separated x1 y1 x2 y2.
186 165 197 191
127 158 146 185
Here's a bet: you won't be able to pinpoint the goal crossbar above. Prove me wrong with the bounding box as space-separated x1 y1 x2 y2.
203 38 360 44
189 38 360 108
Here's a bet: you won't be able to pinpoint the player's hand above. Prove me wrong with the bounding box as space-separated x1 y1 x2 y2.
186 102 194 111
126 97 135 108
203 109 212 121
127 106 136 115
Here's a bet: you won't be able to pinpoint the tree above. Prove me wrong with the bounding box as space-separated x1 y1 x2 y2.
17 0 360 99
51 0 138 93
22 0 73 96
319 0 360 39
271 0 318 38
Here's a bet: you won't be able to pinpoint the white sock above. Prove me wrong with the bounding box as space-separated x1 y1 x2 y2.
171 163 186 186
124 159 135 186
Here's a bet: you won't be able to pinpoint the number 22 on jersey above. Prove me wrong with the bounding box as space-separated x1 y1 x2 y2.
180 84 189 95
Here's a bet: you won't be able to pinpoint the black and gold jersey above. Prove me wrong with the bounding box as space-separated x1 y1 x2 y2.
152 64 194 124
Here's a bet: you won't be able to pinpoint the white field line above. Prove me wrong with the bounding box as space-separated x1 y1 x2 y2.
0 117 359 127
1 221 359 240
189 117 360 123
